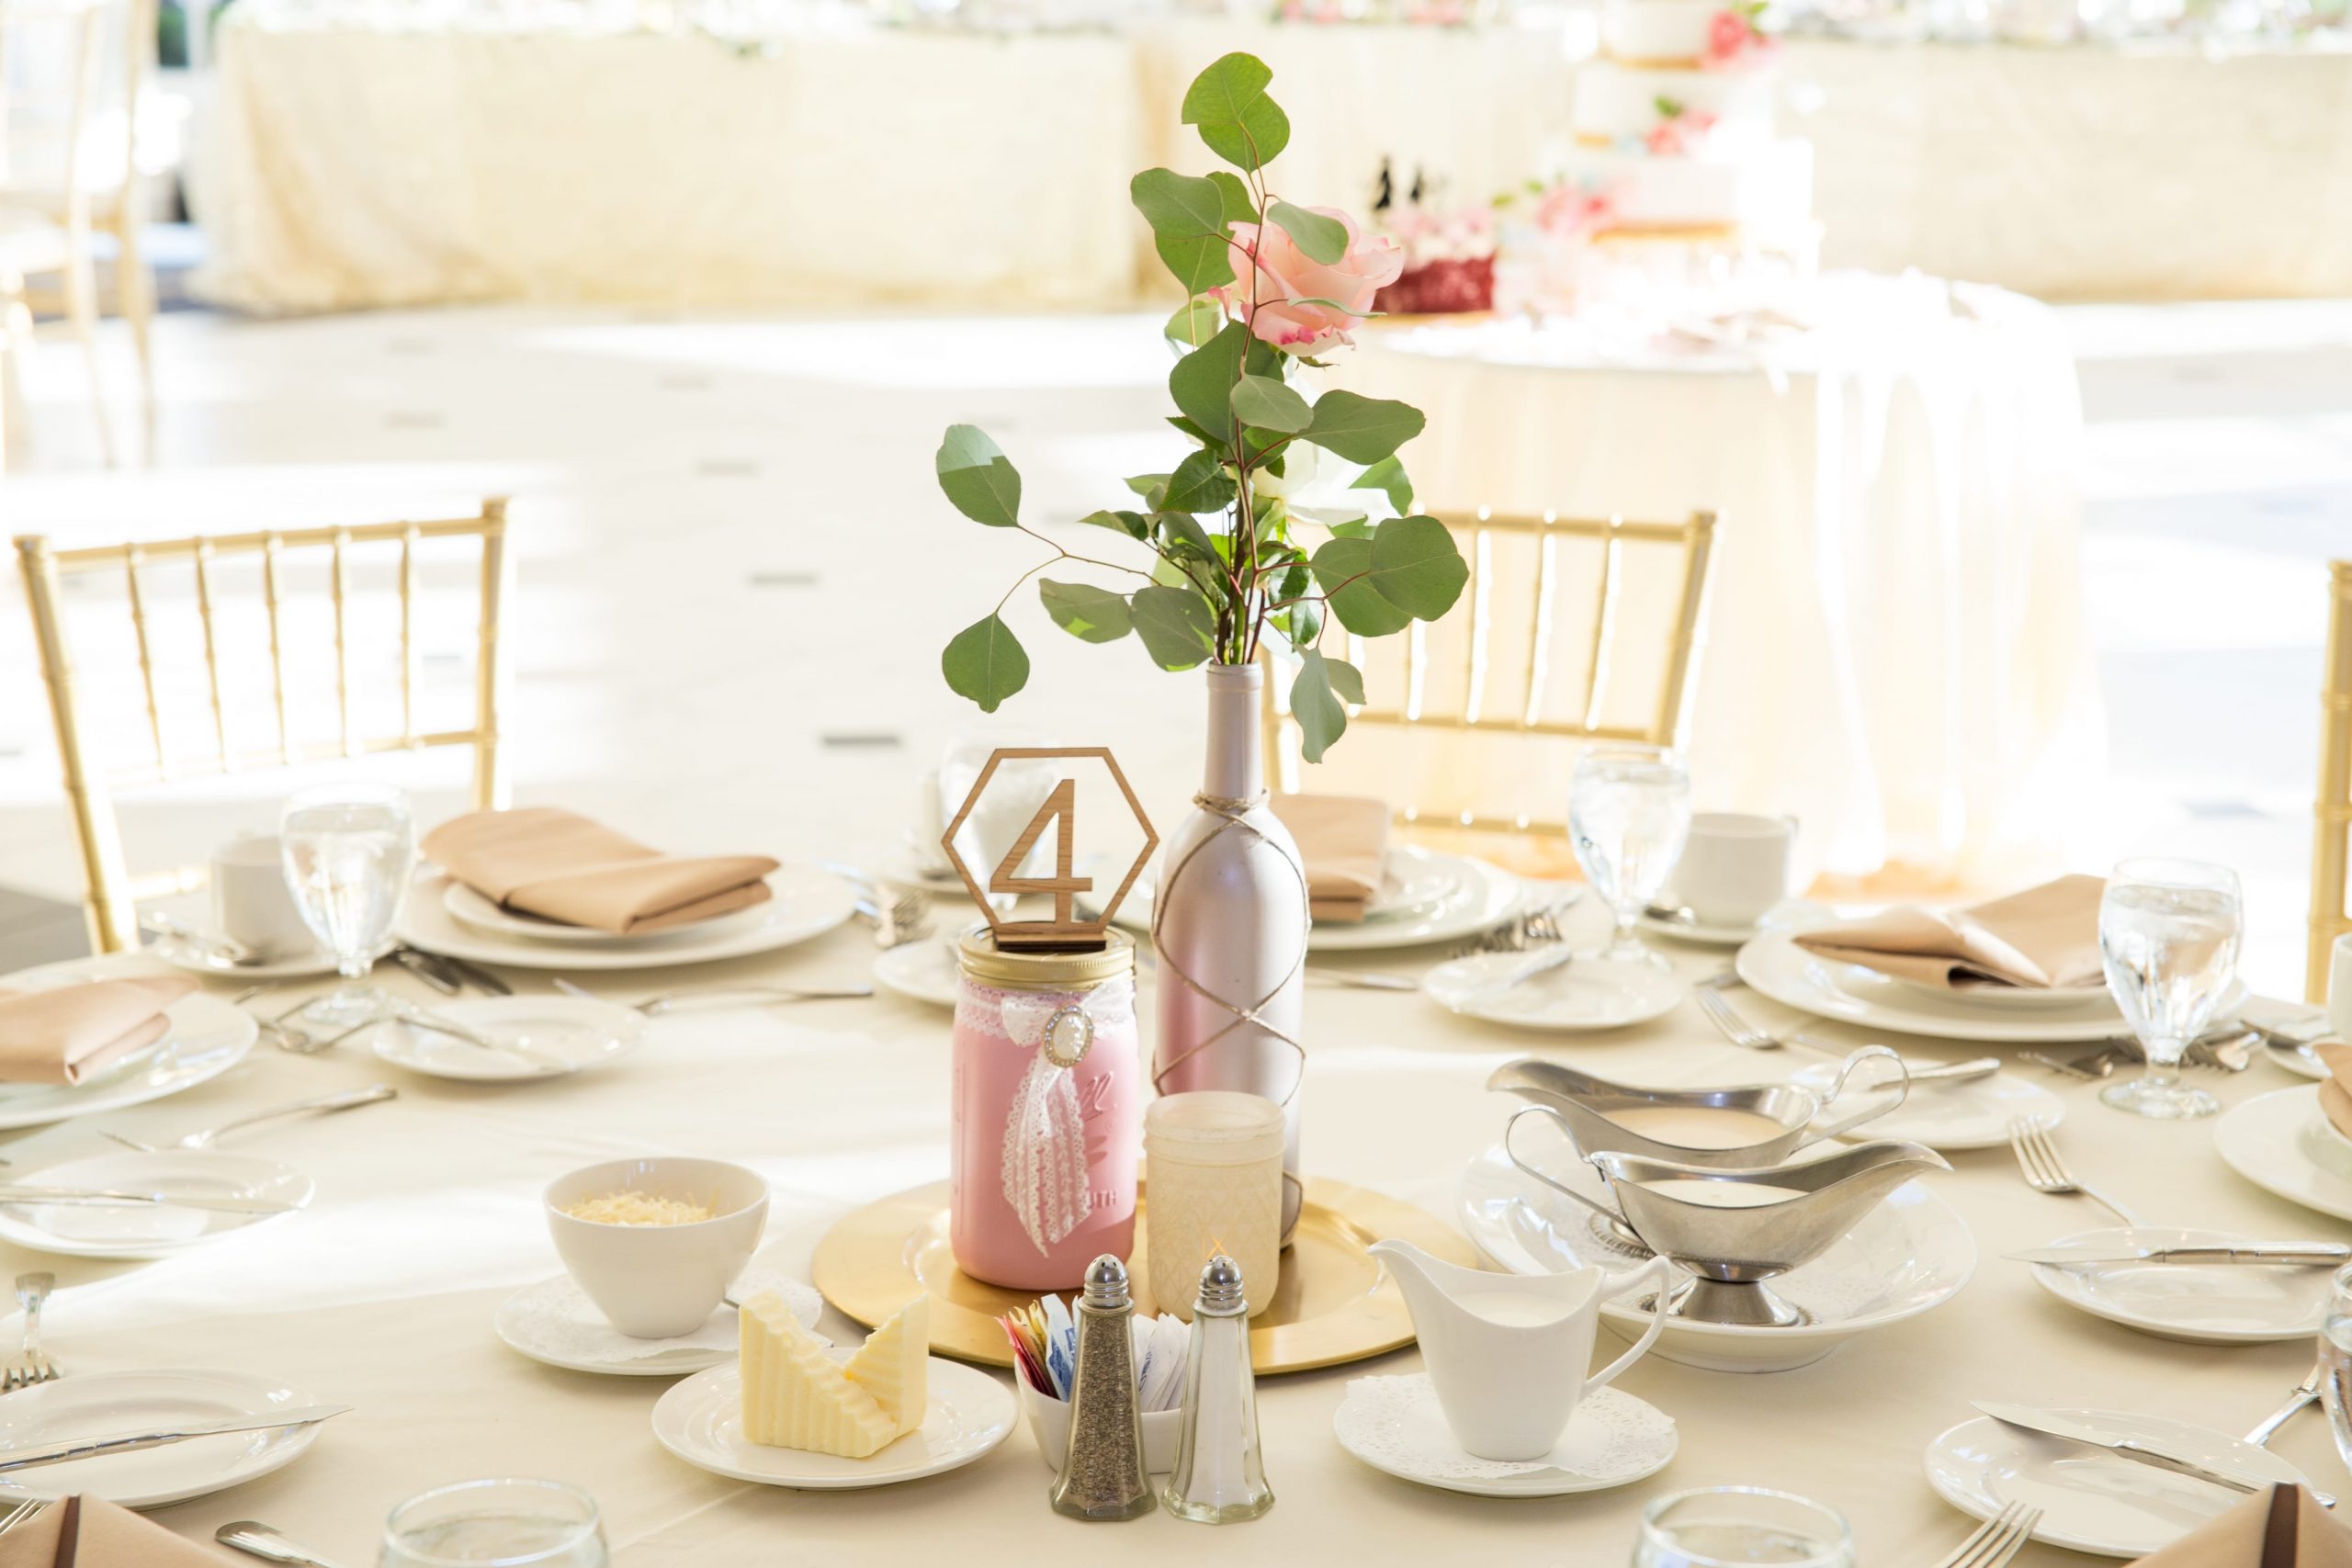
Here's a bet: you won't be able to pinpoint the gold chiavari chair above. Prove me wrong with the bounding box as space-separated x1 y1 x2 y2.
2312 558 2351 1002
13 499 513 953
1262 509 1715 857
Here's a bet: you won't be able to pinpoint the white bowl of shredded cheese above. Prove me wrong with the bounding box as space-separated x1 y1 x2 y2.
545 1157 769 1337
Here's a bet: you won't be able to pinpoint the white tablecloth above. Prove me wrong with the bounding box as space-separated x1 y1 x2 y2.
1336 273 2103 884
28 899 2338 1566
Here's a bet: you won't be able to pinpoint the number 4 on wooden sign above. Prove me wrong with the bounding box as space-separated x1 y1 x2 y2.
937 745 1158 952
989 778 1092 932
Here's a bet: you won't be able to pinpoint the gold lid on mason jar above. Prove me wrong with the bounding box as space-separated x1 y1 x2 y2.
957 923 1135 990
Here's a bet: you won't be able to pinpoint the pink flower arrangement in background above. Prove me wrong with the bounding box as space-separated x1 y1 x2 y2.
1645 107 1720 155
1704 2 1779 68
1216 209 1404 354
1535 182 1617 240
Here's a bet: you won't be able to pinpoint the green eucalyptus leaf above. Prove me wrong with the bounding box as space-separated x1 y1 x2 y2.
1267 200 1348 265
934 424 1022 529
1230 373 1312 434
1181 52 1291 172
1300 390 1425 465
1277 595 1323 651
1309 536 1412 637
1351 454 1415 514
1291 648 1354 761
1169 322 1250 440
1370 515 1469 620
1163 298 1227 349
1130 168 1237 296
1162 448 1238 515
1154 509 1219 561
1207 170 1258 224
1123 472 1170 499
1038 580 1133 645
1131 584 1218 671
1326 517 1374 539
1077 509 1150 541
1323 655 1366 704
941 614 1028 713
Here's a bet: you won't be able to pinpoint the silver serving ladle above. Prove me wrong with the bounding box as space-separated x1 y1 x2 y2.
1490 1050 1909 1169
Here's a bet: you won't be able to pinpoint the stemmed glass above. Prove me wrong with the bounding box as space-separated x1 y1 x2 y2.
279 784 417 1029
1569 744 1692 971
381 1479 607 1568
2323 1264 2352 1477
1634 1486 1856 1568
2097 857 2243 1121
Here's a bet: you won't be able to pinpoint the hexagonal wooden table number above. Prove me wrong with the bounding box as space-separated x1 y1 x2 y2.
939 747 1157 952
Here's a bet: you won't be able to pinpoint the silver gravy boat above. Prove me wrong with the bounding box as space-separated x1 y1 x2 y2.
1489 1050 1909 1169
1510 1136 1951 1327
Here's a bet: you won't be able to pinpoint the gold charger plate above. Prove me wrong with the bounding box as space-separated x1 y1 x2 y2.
812 1176 1476 1376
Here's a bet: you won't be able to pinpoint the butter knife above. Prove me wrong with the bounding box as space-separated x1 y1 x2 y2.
0 1405 351 1472
2008 1243 2350 1268
0 1186 301 1215
1971 1403 2266 1494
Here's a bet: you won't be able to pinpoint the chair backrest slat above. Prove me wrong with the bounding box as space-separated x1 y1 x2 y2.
2312 558 2352 1000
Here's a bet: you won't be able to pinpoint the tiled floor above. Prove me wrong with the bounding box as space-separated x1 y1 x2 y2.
0 297 2344 998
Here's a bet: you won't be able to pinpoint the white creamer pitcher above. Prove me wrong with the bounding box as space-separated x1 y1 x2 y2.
1372 1237 1672 1462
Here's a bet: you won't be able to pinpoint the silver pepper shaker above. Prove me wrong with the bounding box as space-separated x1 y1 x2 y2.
1049 1255 1155 1521
1163 1255 1273 1523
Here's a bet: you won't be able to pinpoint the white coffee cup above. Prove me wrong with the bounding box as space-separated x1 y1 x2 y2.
210 833 315 960
2330 931 2352 1043
1663 812 1795 929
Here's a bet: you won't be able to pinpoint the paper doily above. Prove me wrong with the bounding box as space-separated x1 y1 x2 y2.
1334 1374 1677 1483
496 1270 825 1371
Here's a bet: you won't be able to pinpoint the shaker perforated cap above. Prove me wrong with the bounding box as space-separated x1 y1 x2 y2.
1195 1254 1247 1316
1081 1254 1132 1310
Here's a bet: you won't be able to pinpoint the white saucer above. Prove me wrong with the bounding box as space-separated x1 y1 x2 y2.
651 1354 1013 1488
1924 1406 2310 1558
496 1270 822 1377
149 932 390 982
1638 912 1760 947
368 997 646 1080
1423 954 1681 1032
1792 1063 2064 1152
0 957 258 1131
873 940 958 1010
399 870 855 973
1332 1374 1677 1497
0 1368 331 1506
2022 1226 2334 1345
2214 1085 2352 1221
0 1151 311 1259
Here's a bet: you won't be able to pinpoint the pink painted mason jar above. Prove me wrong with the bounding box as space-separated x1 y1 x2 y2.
951 927 1142 1291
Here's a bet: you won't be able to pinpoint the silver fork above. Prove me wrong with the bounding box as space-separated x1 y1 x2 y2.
2 1274 58 1393
2245 1361 2322 1446
551 977 873 1013
1923 1502 2041 1568
1453 899 1572 958
854 890 933 951
102 1085 400 1153
2008 1115 2143 1224
1690 986 1999 1083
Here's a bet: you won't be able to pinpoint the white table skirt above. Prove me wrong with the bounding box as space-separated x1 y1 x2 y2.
31 899 2335 1566
1335 273 2103 885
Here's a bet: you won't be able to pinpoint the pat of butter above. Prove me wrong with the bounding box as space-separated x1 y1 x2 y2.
844 1296 928 1435
739 1292 898 1458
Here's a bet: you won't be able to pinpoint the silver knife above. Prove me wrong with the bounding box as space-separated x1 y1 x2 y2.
0 1405 351 1472
0 1186 302 1215
2009 1243 2351 1268
1972 1403 2265 1494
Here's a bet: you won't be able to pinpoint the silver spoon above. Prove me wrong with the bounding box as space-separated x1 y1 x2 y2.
217 1519 348 1568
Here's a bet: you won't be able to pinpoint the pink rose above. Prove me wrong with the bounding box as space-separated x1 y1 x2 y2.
1536 184 1614 238
1704 8 1777 66
1218 208 1403 355
1644 108 1717 156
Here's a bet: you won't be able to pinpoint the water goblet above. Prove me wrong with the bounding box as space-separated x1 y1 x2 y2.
279 783 417 1029
2097 857 2241 1121
381 1479 607 1568
1569 744 1692 971
1634 1486 1856 1568
2321 1263 2352 1477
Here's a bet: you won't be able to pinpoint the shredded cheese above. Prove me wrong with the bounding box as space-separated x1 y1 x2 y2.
560 1190 715 1226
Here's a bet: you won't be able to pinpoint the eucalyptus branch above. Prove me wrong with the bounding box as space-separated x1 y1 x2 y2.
1013 523 1157 582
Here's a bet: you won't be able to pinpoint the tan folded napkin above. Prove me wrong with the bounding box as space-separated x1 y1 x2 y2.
2127 1483 2352 1568
424 807 779 936
2314 1044 2352 1142
1271 794 1390 923
0 1495 241 1566
0 976 197 1087
1792 874 2107 991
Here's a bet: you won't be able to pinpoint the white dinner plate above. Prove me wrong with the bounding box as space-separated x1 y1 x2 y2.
497 1270 823 1378
1791 1063 2064 1152
398 870 856 972
2022 1226 2334 1344
873 940 958 1010
2214 1086 2352 1221
651 1355 1013 1488
0 957 257 1131
0 1151 311 1259
1733 931 2241 1044
1108 845 1523 953
1923 1407 2310 1558
1422 954 1681 1032
367 996 645 1081
1457 1142 1974 1372
148 932 392 982
0 1369 331 1506
1332 1375 1677 1498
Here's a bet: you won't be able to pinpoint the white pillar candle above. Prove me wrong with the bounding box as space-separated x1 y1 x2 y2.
1144 1091 1285 1322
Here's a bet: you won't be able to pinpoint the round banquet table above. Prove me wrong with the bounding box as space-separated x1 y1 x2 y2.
1340 272 2105 887
17 890 2341 1565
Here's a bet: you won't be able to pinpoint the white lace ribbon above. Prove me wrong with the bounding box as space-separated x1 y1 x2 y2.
992 986 1131 1256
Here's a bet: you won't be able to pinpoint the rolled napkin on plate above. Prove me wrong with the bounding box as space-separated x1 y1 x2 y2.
0 976 197 1086
0 1495 240 1565
1270 794 1389 924
424 807 779 936
2126 1483 2352 1567
1792 874 2107 991
2314 1044 2352 1142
